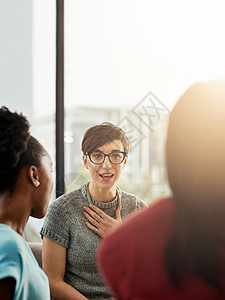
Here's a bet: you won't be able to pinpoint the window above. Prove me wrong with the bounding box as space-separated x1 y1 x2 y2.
64 0 225 204
1 0 225 240
0 0 56 241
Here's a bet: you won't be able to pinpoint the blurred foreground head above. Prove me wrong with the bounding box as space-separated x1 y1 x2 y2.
165 81 225 290
166 81 225 217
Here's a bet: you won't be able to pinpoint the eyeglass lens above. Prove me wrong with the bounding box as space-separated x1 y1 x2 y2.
90 152 124 164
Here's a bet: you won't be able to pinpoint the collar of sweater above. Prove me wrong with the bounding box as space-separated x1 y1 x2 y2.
81 182 122 209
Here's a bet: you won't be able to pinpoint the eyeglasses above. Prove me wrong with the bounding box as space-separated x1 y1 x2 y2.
87 151 127 165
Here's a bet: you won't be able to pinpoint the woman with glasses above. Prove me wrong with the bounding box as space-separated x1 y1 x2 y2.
40 122 147 300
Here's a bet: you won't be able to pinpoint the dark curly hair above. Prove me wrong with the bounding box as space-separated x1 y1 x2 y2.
0 106 46 193
82 122 130 154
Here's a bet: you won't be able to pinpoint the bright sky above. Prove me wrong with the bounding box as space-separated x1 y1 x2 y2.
33 0 225 117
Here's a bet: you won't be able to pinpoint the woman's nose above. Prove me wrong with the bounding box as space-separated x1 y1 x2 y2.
102 156 111 168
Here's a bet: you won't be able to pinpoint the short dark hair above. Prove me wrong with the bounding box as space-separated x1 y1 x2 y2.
81 122 130 154
0 106 46 193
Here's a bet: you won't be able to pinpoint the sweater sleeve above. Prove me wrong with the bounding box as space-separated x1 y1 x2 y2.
136 196 148 209
40 198 70 248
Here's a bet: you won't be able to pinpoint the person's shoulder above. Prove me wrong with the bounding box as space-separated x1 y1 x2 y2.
116 196 174 234
129 196 174 223
0 226 21 260
119 188 137 200
0 225 18 243
49 185 85 210
119 188 147 207
147 196 174 217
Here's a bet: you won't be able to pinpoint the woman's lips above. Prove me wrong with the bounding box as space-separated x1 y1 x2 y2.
100 173 114 181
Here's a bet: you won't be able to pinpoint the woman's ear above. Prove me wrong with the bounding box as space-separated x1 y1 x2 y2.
28 166 40 187
83 154 88 169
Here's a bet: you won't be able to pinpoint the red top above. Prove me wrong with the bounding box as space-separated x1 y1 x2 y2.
98 197 225 300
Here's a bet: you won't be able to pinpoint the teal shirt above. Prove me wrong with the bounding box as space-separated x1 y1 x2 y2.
0 224 50 300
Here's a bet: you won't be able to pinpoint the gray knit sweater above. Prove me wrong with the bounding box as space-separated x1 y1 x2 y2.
40 183 147 300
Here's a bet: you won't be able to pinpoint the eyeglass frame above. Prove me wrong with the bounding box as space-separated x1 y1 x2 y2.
86 150 127 165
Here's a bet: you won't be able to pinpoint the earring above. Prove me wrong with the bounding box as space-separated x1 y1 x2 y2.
36 181 40 187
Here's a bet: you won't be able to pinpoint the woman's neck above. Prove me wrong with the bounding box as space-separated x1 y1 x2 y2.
0 193 30 236
88 182 117 203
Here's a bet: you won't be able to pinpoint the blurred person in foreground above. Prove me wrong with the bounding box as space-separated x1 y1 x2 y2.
40 122 147 300
98 81 225 299
0 106 54 299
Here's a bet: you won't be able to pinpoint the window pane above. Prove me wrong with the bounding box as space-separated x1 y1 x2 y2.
0 0 56 241
64 0 225 204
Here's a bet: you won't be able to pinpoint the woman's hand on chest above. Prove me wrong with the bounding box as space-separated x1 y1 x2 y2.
83 204 122 237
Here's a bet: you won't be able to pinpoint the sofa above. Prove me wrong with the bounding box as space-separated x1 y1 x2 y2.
29 242 42 267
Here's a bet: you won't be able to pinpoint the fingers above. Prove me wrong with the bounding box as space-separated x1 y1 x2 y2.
87 204 107 218
83 205 103 223
85 221 103 237
83 206 105 237
83 204 122 238
84 211 98 226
